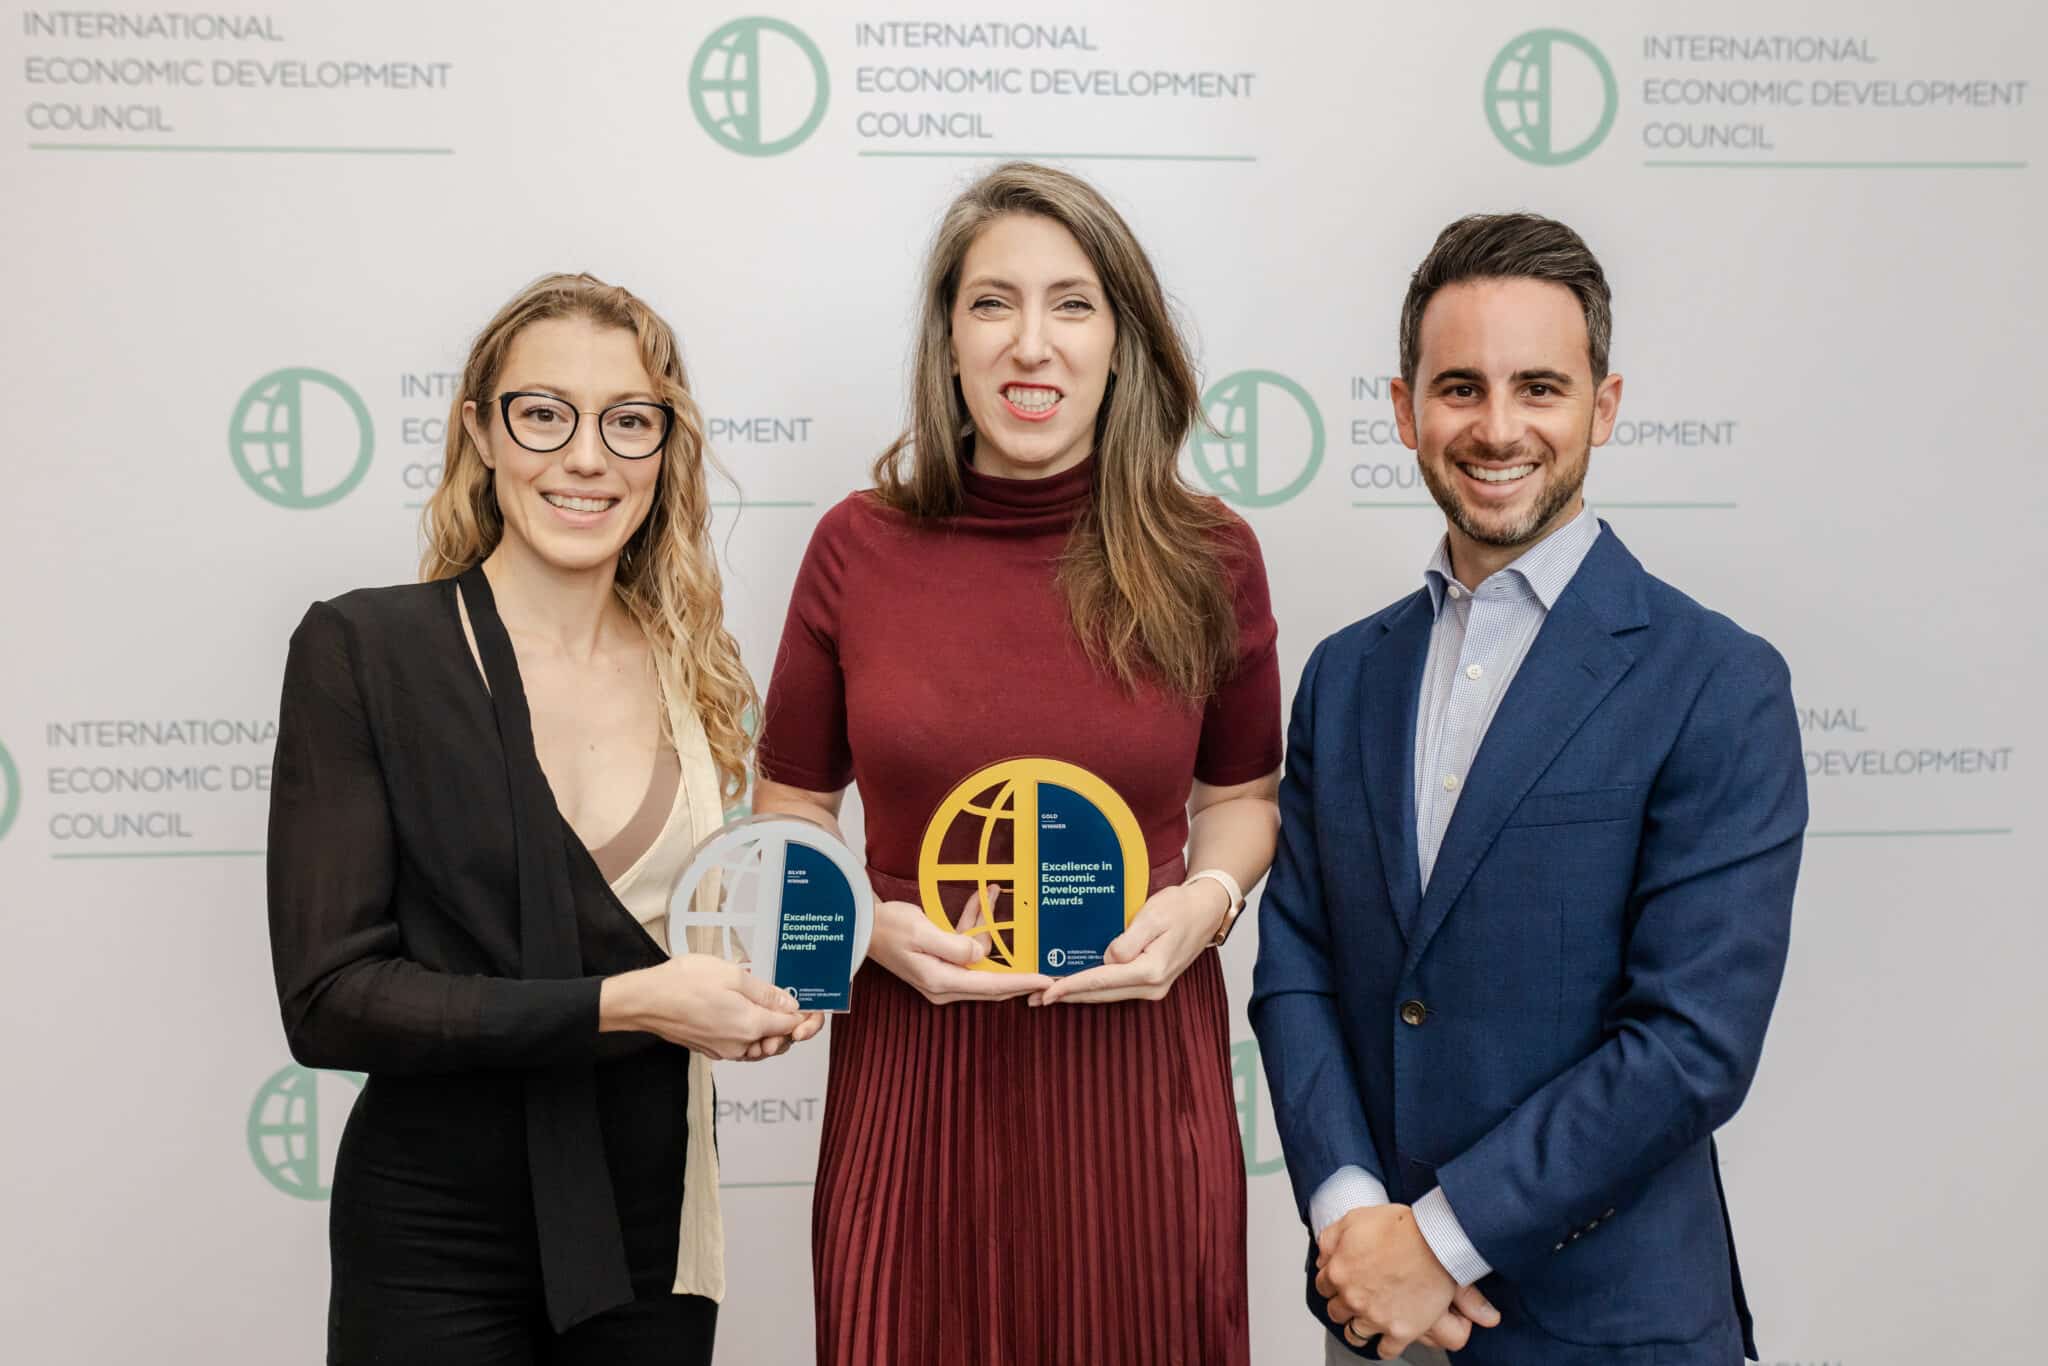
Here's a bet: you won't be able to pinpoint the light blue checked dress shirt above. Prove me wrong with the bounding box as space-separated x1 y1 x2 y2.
1310 504 1603 1289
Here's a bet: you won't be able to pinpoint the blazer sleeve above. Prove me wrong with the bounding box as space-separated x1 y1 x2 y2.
266 600 604 1074
1433 631 1807 1277
1250 636 1389 1222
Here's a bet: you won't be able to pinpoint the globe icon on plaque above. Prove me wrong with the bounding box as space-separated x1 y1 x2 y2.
247 1064 363 1200
1188 369 1325 509
689 18 830 157
1485 29 1617 166
672 821 780 963
228 367 375 510
922 768 1029 965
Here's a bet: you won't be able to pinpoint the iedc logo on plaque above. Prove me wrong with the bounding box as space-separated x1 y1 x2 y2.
690 18 830 156
229 368 374 510
1485 29 1617 166
1188 370 1325 509
0 740 20 843
248 1064 364 1200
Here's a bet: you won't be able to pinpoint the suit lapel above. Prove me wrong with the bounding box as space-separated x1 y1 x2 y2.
1401 581 1636 977
1357 593 1433 943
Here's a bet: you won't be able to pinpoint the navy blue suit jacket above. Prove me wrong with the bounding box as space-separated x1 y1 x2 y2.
1250 526 1804 1365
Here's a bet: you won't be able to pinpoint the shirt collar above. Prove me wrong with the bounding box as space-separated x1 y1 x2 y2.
1422 503 1601 617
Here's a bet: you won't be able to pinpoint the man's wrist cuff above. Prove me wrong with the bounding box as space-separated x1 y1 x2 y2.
1412 1186 1493 1287
1308 1165 1389 1236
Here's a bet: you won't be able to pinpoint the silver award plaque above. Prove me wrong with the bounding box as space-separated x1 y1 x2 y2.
669 814 874 1012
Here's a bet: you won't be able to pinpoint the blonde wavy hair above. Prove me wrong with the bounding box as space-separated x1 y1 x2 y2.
873 162 1236 700
419 272 758 800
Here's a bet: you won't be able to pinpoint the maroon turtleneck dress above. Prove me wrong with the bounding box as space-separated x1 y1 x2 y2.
758 455 1281 1366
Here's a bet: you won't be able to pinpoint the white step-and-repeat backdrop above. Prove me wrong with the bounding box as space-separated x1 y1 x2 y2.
2 1 2041 1361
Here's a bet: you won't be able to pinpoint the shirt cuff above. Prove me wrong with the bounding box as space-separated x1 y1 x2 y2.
1308 1165 1389 1236
1412 1186 1493 1287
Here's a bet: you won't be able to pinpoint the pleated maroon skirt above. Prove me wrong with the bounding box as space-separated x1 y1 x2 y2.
811 869 1250 1366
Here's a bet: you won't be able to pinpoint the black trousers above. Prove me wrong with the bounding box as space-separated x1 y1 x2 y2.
329 1279 717 1365
329 1054 712 1365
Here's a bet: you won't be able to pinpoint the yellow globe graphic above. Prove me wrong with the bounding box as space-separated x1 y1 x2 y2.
918 758 1147 974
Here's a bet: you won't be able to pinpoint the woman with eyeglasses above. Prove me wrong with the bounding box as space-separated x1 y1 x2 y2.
266 273 818 1364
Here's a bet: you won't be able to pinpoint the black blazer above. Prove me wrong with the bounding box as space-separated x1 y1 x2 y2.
267 565 674 1331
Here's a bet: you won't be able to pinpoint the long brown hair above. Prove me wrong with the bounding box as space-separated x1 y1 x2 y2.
419 272 758 800
872 161 1236 700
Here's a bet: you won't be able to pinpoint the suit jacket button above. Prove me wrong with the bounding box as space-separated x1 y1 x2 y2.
1399 1000 1429 1027
1553 1241 1566 1252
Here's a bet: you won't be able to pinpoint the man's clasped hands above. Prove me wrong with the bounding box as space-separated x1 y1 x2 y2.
1315 1204 1501 1359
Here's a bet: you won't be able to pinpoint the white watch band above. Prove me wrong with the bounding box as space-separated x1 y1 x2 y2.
1184 868 1245 945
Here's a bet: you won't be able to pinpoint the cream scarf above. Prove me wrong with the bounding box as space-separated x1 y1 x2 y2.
605 683 730 1302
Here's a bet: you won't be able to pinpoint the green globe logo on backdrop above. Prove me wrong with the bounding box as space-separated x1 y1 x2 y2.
247 1064 364 1200
1188 369 1325 508
0 740 19 843
229 368 374 510
1485 29 1617 166
690 18 830 156
1231 1039 1285 1177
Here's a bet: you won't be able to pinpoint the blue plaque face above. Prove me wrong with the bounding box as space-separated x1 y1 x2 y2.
773 840 859 1010
1035 782 1128 976
671 815 873 1013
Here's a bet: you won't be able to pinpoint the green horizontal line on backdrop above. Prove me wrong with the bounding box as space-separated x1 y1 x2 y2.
858 151 1257 162
29 143 454 155
1806 827 2012 839
52 849 265 860
1644 160 2026 170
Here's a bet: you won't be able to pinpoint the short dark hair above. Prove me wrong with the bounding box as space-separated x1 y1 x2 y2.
1399 213 1613 383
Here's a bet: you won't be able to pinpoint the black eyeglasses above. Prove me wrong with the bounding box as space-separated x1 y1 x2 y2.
494 391 674 460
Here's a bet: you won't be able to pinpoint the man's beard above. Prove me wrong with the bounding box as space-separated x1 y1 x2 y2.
1418 436 1589 549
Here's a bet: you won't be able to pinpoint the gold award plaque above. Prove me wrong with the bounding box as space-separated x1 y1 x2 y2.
917 757 1148 976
